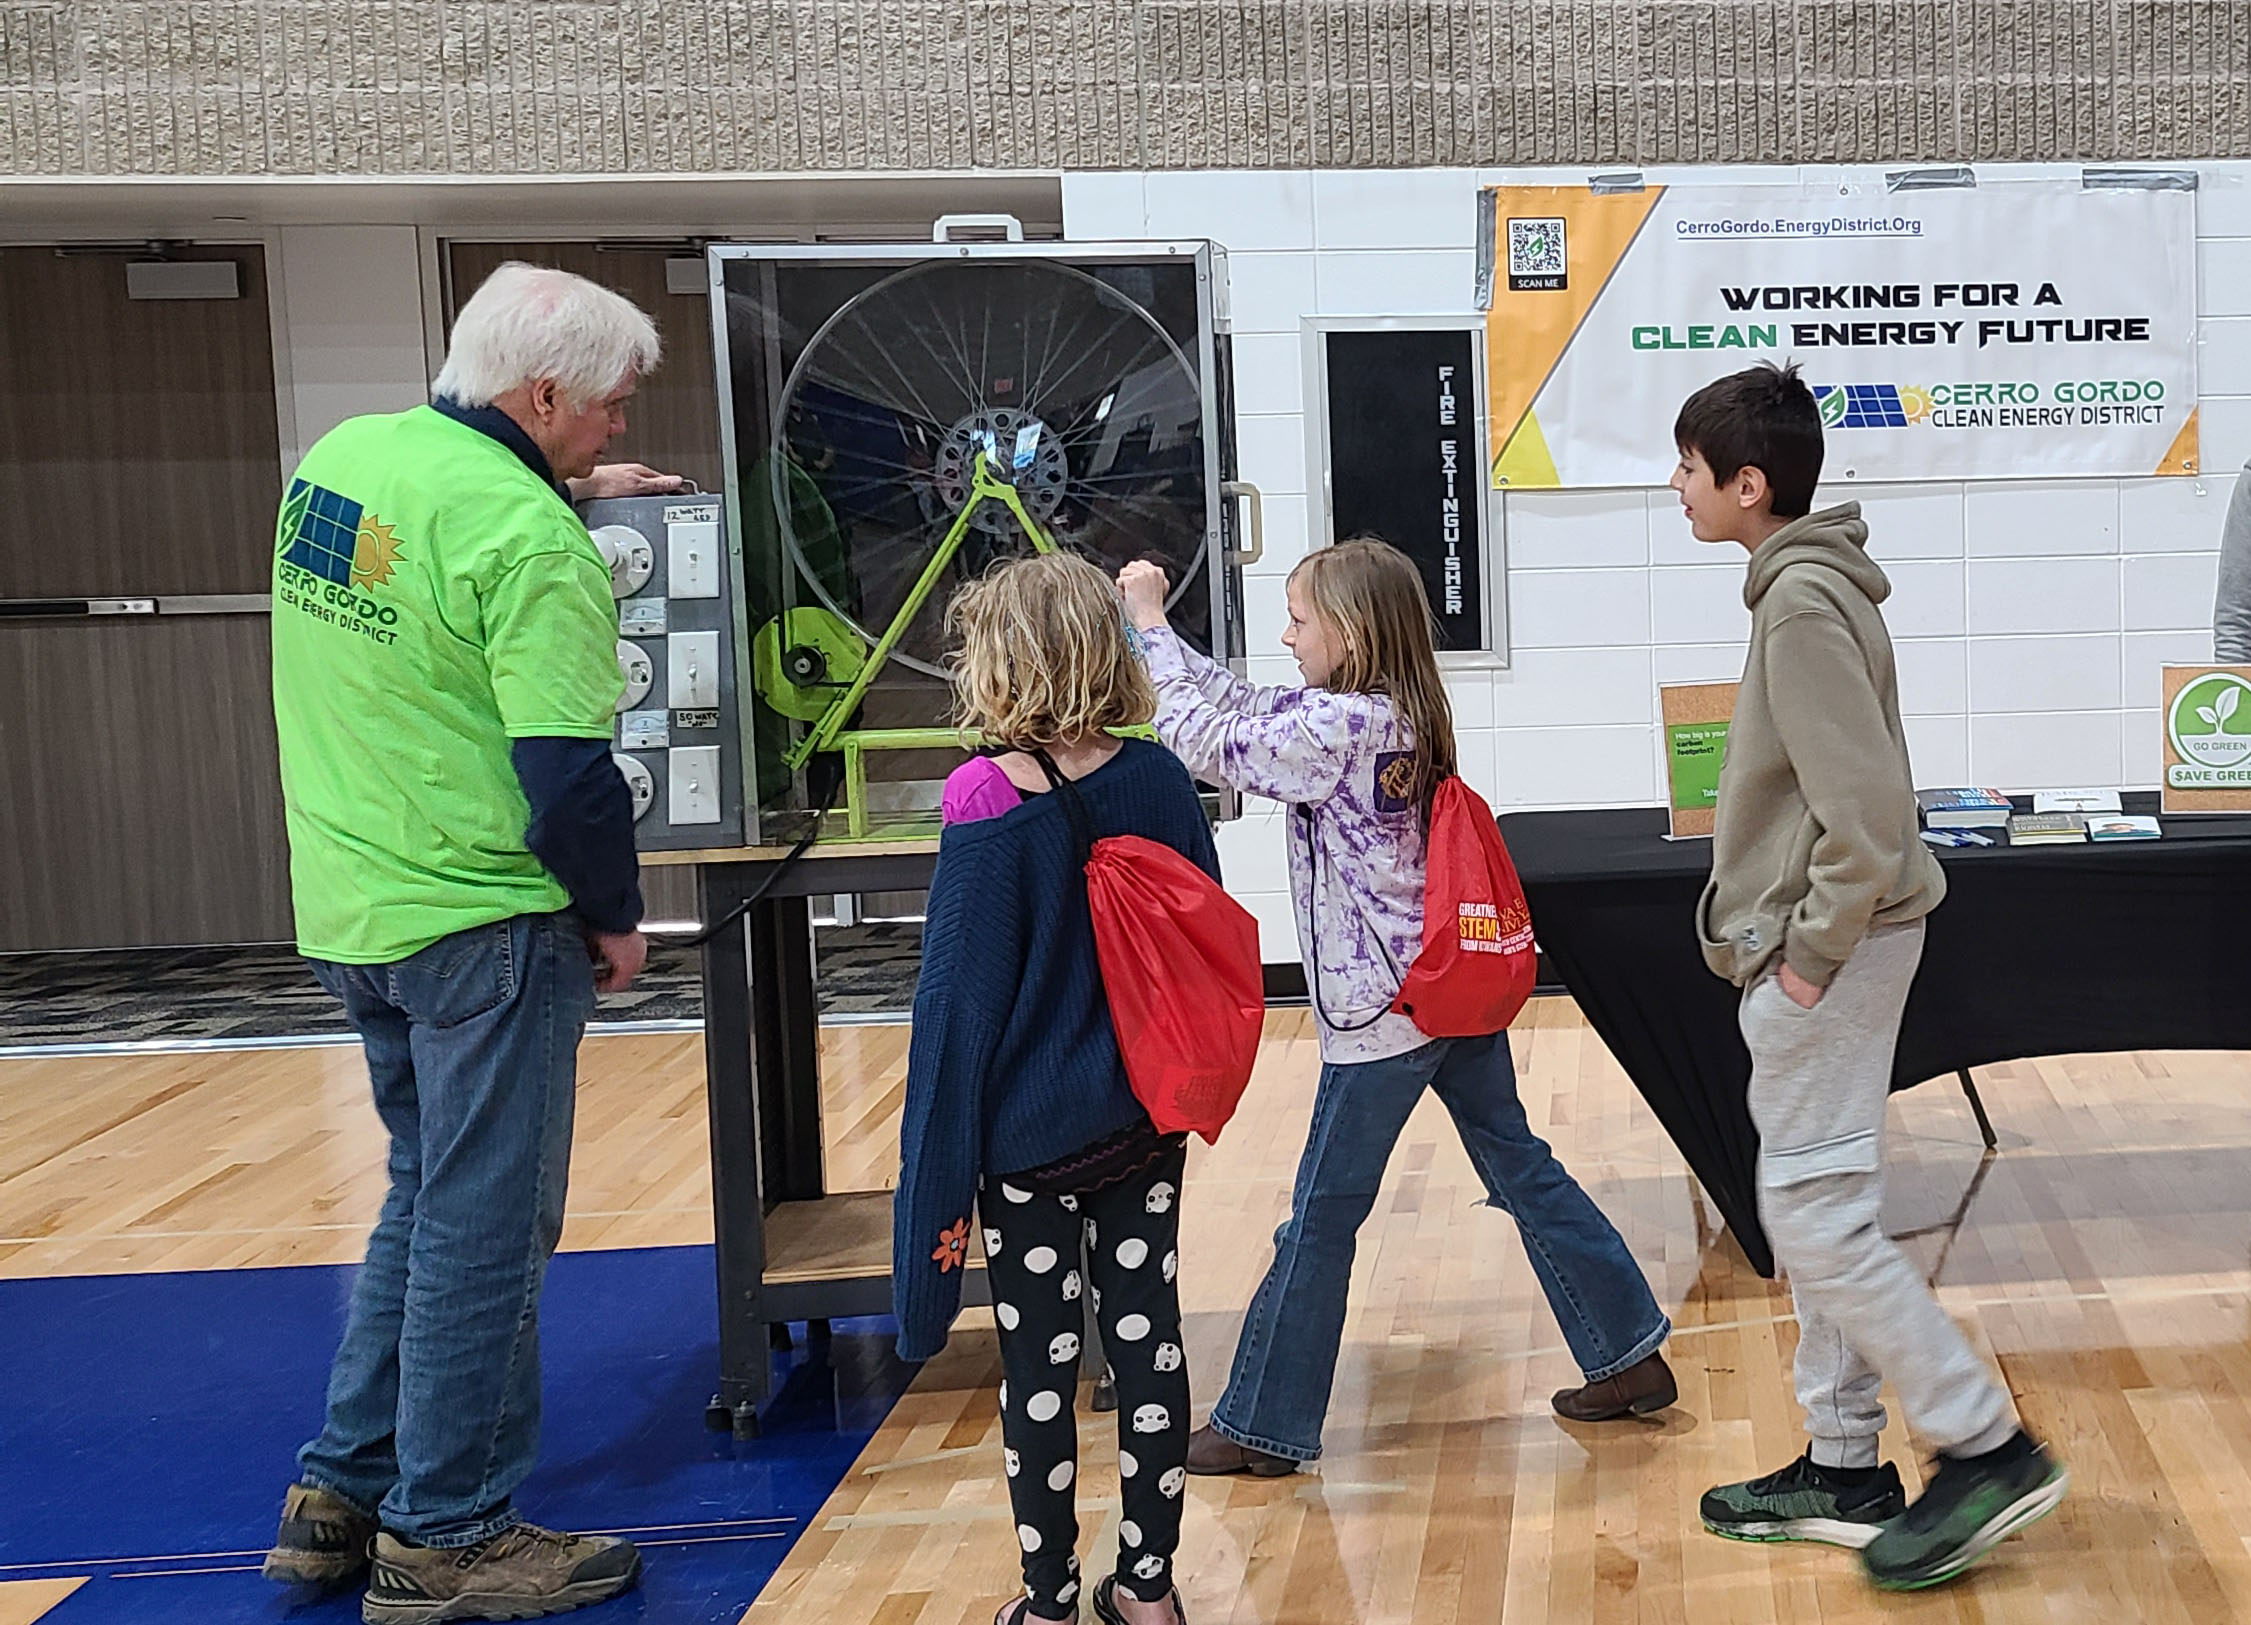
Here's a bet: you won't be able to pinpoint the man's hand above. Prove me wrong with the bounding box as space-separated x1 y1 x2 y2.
569 463 686 502
588 928 648 993
1117 560 1171 631
1777 961 1825 1010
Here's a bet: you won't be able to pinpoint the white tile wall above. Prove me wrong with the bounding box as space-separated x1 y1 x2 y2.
1223 253 1319 335
1146 172 1313 250
2119 473 2236 552
1310 170 1479 250
1883 560 1970 638
2123 630 2215 707
1504 489 1651 569
1966 634 2123 712
1966 557 2120 635
1650 565 1751 646
1970 710 2125 789
1964 481 2119 556
1903 715 1971 785
1895 638 1969 715
1509 569 1653 648
1247 493 1314 579
1229 331 1305 416
2124 553 2221 630
1234 412 1308 497
1314 249 1479 316
1851 483 1966 559
1060 162 2251 956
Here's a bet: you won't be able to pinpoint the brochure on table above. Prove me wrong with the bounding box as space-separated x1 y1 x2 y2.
1660 681 1737 839
2160 665 2251 813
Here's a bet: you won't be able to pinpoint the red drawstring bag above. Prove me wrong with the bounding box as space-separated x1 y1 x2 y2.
1037 753 1264 1142
1387 776 1538 1036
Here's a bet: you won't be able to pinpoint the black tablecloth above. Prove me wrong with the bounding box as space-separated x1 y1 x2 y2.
1500 794 2251 1276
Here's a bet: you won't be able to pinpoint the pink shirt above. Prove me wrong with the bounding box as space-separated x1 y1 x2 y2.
941 755 1025 825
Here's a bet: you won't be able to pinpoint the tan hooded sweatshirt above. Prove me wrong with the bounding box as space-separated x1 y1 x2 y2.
1696 502 1946 988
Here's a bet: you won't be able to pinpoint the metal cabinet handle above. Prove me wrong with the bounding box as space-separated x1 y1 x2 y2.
1221 480 1265 568
932 213 1026 243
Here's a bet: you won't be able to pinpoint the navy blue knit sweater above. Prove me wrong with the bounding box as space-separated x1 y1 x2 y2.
893 738 1220 1361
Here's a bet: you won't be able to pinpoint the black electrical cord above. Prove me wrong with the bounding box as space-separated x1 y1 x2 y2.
654 771 846 949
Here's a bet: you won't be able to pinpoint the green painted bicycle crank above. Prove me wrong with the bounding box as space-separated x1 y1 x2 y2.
784 453 1056 772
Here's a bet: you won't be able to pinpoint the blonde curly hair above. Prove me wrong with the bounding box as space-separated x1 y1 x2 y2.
946 551 1156 748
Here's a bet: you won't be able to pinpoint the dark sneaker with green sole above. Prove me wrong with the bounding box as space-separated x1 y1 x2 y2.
1861 1432 2067 1590
262 1482 378 1590
1701 1452 1906 1549
362 1524 642 1623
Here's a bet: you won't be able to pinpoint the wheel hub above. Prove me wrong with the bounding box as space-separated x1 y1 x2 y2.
932 408 1069 537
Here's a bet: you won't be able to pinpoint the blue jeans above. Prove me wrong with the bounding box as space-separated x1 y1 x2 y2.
298 913 596 1546
1209 1029 1669 1462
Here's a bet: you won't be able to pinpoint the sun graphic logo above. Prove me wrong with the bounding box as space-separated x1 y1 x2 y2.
351 517 404 587
281 479 405 590
1897 386 1936 424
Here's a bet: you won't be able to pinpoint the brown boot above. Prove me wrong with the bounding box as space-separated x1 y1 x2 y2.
262 1482 378 1590
1551 1351 1678 1422
1184 1423 1299 1478
361 1523 642 1623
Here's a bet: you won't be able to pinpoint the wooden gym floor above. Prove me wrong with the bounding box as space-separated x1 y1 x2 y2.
3 1000 2249 1622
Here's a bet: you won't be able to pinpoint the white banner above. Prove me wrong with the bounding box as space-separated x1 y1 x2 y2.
1484 181 2200 488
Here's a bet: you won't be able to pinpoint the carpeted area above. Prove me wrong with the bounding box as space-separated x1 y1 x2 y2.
0 923 924 1048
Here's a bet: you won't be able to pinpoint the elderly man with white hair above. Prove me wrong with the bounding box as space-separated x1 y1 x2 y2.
260 263 672 1622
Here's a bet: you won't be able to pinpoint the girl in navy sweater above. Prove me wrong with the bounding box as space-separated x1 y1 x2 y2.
894 551 1215 1625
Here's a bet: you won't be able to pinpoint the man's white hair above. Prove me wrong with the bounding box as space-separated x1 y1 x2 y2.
432 262 662 408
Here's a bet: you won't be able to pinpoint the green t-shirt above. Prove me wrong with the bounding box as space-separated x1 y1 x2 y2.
270 405 623 962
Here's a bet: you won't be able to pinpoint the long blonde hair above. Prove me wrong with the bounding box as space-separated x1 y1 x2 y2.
1290 538 1458 826
946 551 1156 748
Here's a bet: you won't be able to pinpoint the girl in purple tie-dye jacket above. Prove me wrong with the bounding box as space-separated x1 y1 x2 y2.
1118 539 1673 1474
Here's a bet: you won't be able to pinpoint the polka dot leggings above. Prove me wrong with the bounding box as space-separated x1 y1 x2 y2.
980 1141 1190 1619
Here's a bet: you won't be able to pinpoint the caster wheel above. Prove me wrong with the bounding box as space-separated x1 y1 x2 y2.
731 1400 763 1441
1091 1370 1119 1413
705 1396 734 1432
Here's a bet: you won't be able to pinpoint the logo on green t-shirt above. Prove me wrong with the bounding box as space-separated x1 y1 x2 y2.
275 479 409 645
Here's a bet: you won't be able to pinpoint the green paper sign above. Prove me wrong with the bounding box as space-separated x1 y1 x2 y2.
1667 721 1730 813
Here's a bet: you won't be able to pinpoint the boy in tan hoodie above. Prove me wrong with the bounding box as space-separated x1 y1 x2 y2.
1676 364 2066 1590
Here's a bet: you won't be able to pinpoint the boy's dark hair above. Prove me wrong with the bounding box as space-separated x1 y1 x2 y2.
1673 362 1825 519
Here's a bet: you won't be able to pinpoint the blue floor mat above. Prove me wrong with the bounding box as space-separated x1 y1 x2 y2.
0 1245 913 1624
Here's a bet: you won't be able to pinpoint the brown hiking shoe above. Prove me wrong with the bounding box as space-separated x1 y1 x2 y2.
262 1482 378 1590
1184 1423 1299 1478
361 1523 642 1623
1551 1351 1678 1422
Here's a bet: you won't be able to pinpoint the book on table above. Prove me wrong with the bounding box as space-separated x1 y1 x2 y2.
2086 814 2162 841
2032 788 2124 814
2006 812 2090 844
1917 787 2015 829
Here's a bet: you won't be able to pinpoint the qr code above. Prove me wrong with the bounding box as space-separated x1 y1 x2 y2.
1508 217 1567 284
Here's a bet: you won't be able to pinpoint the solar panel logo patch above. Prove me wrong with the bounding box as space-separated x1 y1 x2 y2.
1814 383 1911 429
280 479 404 589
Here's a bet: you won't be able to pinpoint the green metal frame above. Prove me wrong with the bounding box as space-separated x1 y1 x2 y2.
784 453 1056 775
777 450 1066 841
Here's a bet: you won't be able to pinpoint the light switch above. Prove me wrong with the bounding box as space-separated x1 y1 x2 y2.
669 746 722 824
616 640 654 712
667 631 720 708
667 520 721 598
613 754 656 822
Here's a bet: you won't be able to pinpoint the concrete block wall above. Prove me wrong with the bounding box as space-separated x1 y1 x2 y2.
1066 164 2251 960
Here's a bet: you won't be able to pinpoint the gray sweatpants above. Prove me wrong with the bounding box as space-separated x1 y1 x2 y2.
1741 920 2018 1468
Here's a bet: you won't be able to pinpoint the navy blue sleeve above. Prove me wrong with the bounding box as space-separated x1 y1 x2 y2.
893 838 1014 1360
510 737 644 934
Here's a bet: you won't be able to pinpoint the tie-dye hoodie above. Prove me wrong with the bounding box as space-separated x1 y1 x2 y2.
1141 625 1430 1065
